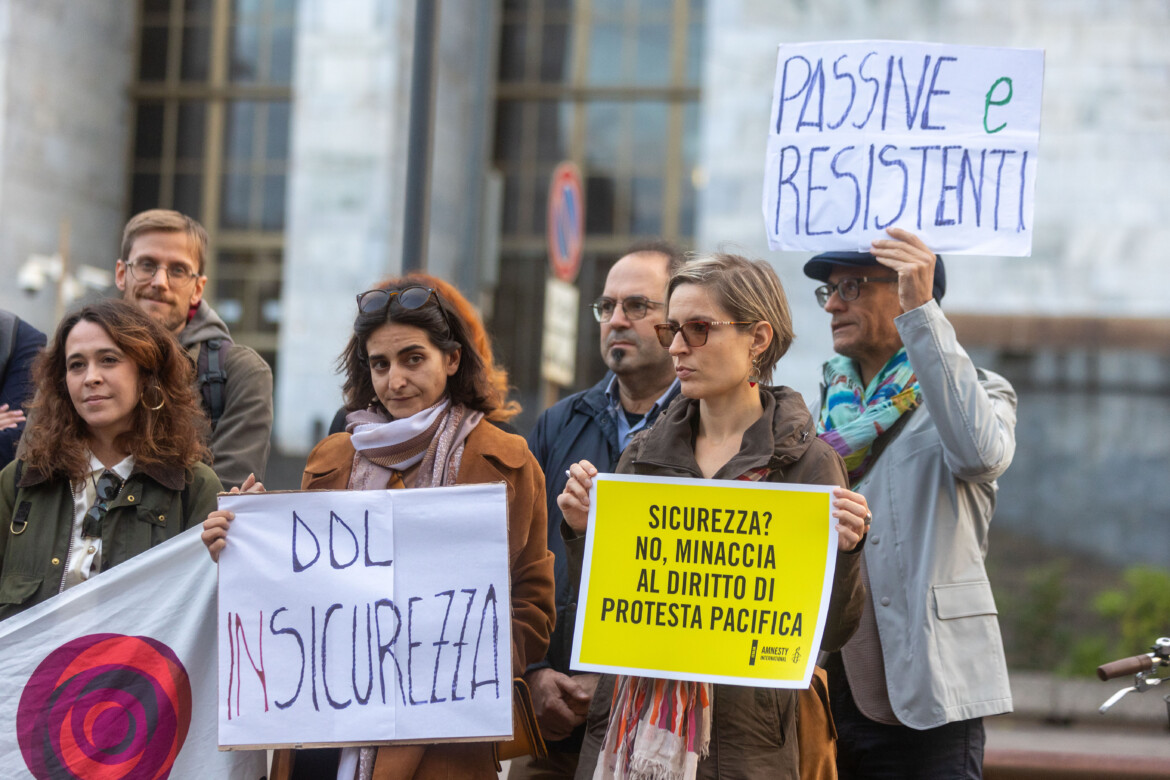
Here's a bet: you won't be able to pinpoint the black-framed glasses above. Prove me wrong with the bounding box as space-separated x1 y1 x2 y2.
82 470 123 539
125 259 200 285
814 276 899 307
654 320 755 349
591 296 664 323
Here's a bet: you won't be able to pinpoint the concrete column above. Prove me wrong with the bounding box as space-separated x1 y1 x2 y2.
275 0 501 453
0 0 134 333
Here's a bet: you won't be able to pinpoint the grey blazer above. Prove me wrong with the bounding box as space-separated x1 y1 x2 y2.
839 300 1017 729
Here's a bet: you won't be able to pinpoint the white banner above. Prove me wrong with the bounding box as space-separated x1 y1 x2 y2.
0 529 266 779
216 483 513 749
763 40 1044 255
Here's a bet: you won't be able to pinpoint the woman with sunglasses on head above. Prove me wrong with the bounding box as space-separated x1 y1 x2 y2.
202 278 555 780
326 272 523 435
0 299 220 621
559 254 868 780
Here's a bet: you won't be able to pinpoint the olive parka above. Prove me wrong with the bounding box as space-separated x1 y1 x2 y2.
0 458 222 621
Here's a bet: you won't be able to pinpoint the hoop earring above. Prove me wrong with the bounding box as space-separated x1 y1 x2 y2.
141 383 165 411
749 355 762 388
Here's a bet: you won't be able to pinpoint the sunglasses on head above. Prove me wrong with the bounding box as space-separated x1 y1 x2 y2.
82 470 123 539
654 320 754 348
356 285 440 314
355 285 454 332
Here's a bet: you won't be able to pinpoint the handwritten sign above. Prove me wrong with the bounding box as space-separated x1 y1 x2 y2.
571 475 837 688
762 40 1044 255
215 484 512 749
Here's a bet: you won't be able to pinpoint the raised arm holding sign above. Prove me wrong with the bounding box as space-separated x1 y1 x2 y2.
803 230 1017 777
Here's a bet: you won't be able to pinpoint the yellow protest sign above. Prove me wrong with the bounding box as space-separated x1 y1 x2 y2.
571 474 836 688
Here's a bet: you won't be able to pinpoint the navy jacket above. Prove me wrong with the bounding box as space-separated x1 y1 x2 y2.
0 315 46 470
525 373 680 750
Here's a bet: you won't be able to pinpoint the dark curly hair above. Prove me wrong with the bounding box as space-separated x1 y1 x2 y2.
384 273 520 422
20 299 211 481
340 276 501 417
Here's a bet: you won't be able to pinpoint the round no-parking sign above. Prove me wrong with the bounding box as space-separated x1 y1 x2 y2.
547 161 584 283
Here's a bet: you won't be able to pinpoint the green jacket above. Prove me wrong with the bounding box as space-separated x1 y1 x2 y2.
0 458 222 621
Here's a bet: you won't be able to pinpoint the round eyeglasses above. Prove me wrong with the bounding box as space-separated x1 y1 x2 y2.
591 296 663 323
814 276 899 307
654 320 754 349
125 259 200 285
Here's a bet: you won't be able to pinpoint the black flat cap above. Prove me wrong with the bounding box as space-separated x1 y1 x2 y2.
803 250 945 303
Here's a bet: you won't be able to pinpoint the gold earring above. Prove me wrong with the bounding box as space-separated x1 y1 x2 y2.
141 383 165 411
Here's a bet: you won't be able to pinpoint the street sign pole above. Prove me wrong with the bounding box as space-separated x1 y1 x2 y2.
541 162 585 409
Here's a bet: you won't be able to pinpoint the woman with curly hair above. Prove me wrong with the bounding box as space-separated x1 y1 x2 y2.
0 299 221 621
326 272 522 434
203 276 554 780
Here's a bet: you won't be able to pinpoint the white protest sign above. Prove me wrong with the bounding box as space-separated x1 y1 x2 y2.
763 41 1044 255
0 529 266 779
216 483 512 749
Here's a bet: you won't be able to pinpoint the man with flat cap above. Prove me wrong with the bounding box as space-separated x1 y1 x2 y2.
805 227 1016 779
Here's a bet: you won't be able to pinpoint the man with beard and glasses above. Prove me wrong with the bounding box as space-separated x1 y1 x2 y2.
114 209 273 490
515 242 685 780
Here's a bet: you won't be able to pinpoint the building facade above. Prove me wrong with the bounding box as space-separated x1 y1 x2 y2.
0 0 1165 566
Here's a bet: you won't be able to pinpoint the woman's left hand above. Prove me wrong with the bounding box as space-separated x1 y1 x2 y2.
832 487 870 552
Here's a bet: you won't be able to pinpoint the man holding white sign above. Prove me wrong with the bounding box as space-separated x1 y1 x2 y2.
806 228 1017 779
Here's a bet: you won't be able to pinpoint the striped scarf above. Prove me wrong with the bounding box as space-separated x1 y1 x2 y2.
345 398 483 491
816 349 920 485
595 466 769 780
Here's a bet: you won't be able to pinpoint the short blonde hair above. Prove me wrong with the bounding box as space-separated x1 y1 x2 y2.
666 253 794 383
120 209 209 274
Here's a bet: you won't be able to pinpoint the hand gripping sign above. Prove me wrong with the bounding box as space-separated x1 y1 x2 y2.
762 40 1044 256
571 475 838 688
215 484 512 750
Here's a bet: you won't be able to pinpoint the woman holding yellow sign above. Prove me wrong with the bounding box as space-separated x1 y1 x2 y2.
560 253 867 780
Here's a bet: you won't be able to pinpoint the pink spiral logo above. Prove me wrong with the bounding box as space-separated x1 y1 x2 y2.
17 633 192 780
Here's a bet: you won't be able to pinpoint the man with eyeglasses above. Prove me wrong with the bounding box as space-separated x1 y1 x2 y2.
516 242 685 780
804 227 1017 780
114 209 272 490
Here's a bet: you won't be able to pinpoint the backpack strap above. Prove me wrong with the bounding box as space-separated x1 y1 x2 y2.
197 338 232 430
